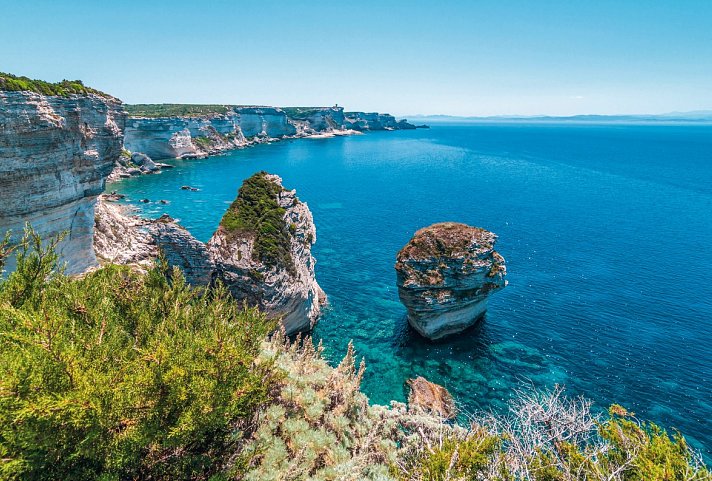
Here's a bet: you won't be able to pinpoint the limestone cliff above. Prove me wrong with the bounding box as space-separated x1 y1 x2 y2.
122 105 416 162
94 173 324 334
0 90 126 275
395 222 507 340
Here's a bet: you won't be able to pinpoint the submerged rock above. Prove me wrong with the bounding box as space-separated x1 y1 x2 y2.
395 222 507 340
407 376 457 419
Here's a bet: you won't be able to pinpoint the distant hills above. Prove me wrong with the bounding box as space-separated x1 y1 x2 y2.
403 111 712 123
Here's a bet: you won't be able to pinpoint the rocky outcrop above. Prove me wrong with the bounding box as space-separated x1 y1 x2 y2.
407 376 457 419
344 112 415 131
93 172 324 334
0 90 126 275
93 199 156 268
208 173 325 334
395 222 507 340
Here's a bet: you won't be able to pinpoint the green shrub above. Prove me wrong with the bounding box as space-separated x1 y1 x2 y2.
0 228 275 481
220 172 295 274
0 72 112 98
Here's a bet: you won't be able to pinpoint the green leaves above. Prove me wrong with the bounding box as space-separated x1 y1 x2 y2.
0 232 273 480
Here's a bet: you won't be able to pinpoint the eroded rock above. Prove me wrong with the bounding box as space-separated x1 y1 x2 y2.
0 90 126 275
395 222 507 340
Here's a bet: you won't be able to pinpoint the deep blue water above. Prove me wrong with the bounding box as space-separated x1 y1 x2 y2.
114 123 712 456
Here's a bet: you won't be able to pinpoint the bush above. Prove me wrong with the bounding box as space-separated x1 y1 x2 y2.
0 228 275 480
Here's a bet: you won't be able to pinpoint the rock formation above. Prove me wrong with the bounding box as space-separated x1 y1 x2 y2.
395 222 507 340
407 376 457 419
94 172 325 335
208 173 325 334
0 90 126 275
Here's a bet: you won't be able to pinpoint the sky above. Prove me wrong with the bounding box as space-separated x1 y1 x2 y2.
2 0 712 116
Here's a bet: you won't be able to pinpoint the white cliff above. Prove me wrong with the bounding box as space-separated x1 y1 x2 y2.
94 172 325 335
0 90 126 275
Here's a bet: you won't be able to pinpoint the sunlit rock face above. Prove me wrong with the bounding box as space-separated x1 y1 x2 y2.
93 173 325 335
235 107 297 138
343 112 413 130
296 107 346 132
0 91 126 275
395 222 507 340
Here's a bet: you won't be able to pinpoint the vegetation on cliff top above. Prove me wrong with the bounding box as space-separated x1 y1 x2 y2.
126 103 231 117
220 172 295 273
0 231 709 480
0 72 113 99
281 107 335 120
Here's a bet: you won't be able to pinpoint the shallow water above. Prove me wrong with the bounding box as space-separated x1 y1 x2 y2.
114 123 712 456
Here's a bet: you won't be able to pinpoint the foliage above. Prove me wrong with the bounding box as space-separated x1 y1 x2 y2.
241 333 400 480
0 228 275 481
126 104 231 117
220 172 295 273
0 72 112 98
395 384 711 481
281 107 327 120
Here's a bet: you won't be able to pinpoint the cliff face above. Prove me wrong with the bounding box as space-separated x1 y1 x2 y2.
123 106 416 161
0 91 126 274
395 222 507 340
124 107 298 160
344 111 415 130
94 173 324 334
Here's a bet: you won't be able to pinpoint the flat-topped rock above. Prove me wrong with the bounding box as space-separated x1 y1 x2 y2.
395 222 507 340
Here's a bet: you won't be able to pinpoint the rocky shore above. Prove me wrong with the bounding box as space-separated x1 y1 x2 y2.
119 106 418 173
395 222 507 340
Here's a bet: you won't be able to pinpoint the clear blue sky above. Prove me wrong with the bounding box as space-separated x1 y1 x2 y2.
2 0 711 116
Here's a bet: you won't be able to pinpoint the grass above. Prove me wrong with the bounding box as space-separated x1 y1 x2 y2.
0 72 113 99
220 172 295 274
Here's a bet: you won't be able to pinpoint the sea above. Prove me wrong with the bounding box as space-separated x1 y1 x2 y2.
113 122 712 456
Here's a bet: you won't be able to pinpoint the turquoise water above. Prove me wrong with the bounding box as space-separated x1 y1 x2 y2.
114 124 712 456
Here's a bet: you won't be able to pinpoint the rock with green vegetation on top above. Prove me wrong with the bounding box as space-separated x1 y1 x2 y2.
0 74 126 275
209 172 325 334
395 222 507 340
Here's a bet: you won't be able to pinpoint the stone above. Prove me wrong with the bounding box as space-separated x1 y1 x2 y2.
93 200 156 269
395 222 507 340
407 376 457 419
0 90 126 275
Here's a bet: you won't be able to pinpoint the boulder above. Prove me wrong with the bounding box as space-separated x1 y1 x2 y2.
407 376 457 419
395 222 506 340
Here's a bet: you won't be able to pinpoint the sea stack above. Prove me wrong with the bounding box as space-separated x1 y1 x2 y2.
207 172 326 334
395 222 506 340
